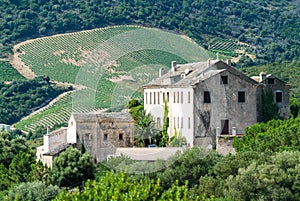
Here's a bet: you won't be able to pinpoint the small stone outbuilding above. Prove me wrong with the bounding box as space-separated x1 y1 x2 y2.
37 112 134 167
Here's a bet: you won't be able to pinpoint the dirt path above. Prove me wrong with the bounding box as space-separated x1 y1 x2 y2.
10 41 36 79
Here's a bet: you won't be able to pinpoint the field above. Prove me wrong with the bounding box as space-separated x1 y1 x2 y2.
208 38 251 57
0 61 25 81
15 25 211 132
14 89 102 133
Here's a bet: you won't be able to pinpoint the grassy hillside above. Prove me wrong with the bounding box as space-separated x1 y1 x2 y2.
17 26 210 107
0 0 299 65
14 25 211 132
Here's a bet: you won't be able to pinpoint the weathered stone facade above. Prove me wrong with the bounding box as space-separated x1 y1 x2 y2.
37 112 134 167
144 60 290 149
67 112 134 162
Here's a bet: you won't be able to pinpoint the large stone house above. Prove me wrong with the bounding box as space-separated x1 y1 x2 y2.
36 112 134 167
144 60 289 148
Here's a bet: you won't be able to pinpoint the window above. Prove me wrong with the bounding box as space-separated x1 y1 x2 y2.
166 92 169 102
158 92 160 104
276 91 283 103
119 134 123 141
204 91 211 103
181 92 183 103
177 91 179 103
188 117 191 129
188 91 190 103
154 92 156 104
181 117 183 128
145 92 148 104
173 117 176 128
221 120 229 134
267 78 275 84
150 92 152 104
104 134 108 141
173 92 176 103
177 117 179 128
221 76 228 84
238 91 245 102
157 117 161 128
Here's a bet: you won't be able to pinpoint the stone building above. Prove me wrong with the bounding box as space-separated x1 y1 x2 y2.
67 112 134 162
36 112 134 167
144 60 289 148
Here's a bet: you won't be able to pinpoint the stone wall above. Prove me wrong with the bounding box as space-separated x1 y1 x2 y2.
193 70 257 147
74 117 134 162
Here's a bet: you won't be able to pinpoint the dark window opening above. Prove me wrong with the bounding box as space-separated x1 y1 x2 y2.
238 91 245 102
204 91 211 103
166 92 169 102
267 78 275 84
157 117 161 128
276 91 283 103
221 120 229 134
104 134 108 141
119 134 123 141
221 76 228 84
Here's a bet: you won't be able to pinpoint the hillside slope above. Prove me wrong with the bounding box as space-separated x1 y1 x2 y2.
0 0 299 65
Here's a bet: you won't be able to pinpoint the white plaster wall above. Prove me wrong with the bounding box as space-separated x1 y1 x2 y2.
144 87 194 146
43 135 49 153
67 115 77 144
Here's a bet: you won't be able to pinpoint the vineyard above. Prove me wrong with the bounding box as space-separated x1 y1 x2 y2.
14 89 102 133
208 38 251 57
16 26 211 107
15 25 211 132
0 61 25 81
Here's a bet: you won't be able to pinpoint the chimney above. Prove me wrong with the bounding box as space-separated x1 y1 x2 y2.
259 72 266 82
207 59 211 67
232 127 236 136
171 61 177 72
226 59 231 66
46 125 50 135
159 68 165 77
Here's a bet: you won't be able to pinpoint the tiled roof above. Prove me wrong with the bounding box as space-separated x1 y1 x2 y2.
144 60 258 88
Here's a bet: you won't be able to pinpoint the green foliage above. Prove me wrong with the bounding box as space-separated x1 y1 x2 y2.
290 98 300 118
50 146 95 187
8 151 35 183
224 151 300 201
169 128 187 147
0 131 28 168
54 170 191 201
128 99 160 147
160 99 169 147
0 61 25 81
233 117 300 153
0 77 68 125
262 92 281 122
5 181 59 201
0 0 298 64
156 147 221 189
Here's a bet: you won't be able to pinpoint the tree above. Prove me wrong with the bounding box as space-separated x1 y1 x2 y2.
160 98 169 147
50 146 95 187
128 99 159 147
5 181 59 201
156 147 221 189
9 150 35 183
224 151 300 200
